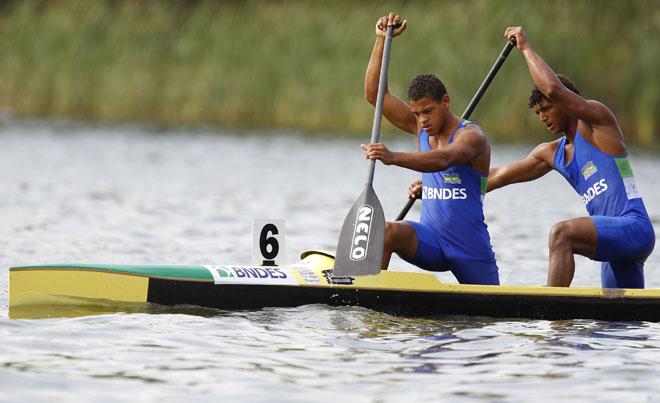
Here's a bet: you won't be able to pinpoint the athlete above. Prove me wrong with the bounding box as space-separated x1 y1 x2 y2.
361 13 499 285
487 26 655 288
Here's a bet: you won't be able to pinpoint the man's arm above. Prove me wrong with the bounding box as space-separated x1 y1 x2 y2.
504 26 615 128
361 127 486 172
365 14 417 135
487 142 555 192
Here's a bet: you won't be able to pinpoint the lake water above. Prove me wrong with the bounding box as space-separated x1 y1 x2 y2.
1 119 659 402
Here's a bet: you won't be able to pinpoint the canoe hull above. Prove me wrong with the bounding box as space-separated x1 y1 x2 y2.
9 251 660 321
146 279 660 321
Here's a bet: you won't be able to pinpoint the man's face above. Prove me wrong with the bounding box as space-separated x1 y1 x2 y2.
408 96 449 136
532 98 569 135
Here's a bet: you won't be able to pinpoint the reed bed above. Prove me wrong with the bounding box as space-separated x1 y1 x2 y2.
0 0 656 144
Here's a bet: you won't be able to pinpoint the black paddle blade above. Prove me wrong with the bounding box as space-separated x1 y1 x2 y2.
333 185 385 276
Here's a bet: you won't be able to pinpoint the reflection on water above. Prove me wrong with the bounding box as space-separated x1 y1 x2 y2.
2 120 660 401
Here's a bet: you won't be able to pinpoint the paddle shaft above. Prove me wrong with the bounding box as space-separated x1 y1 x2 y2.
395 38 516 221
366 24 395 186
332 22 402 276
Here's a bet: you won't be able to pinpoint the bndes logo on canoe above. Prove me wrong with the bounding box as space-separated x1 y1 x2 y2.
216 266 287 279
206 265 298 285
350 205 373 261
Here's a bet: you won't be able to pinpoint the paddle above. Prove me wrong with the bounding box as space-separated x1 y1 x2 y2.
395 38 517 221
333 22 400 277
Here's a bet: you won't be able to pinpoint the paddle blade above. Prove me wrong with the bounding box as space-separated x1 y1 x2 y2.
333 185 385 276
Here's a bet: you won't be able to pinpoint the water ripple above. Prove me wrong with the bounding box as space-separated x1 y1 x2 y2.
1 123 660 401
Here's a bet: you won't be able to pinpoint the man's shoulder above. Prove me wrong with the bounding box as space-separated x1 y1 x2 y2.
455 123 487 142
460 120 484 132
452 125 490 159
531 139 562 163
578 100 626 154
584 99 619 127
535 138 562 150
585 99 610 113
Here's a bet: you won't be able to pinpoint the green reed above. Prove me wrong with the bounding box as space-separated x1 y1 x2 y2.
0 0 656 144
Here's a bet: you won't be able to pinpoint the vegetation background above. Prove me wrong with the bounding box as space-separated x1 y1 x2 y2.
0 0 657 145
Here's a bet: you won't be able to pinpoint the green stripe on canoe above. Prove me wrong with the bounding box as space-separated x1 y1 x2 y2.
10 264 214 281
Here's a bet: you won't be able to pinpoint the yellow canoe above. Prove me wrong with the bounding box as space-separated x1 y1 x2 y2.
9 251 660 320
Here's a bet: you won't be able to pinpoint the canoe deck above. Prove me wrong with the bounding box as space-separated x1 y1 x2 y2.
9 251 660 320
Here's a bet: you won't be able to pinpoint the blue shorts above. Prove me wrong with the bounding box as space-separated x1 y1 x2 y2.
592 215 655 289
403 221 499 285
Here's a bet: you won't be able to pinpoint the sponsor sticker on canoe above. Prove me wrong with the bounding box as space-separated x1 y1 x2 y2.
322 269 354 285
205 265 299 285
290 264 322 285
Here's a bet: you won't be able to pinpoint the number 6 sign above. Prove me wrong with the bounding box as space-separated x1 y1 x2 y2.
252 218 285 266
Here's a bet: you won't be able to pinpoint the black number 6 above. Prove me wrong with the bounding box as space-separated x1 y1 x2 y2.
260 223 279 264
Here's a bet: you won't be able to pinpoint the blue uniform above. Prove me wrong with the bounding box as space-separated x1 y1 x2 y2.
553 131 655 288
404 120 499 285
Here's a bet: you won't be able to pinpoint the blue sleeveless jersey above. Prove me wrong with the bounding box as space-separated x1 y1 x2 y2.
418 120 495 261
553 131 650 219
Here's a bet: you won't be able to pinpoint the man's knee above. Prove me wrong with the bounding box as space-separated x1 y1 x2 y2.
385 221 405 244
384 221 395 246
549 218 597 256
385 221 415 251
548 221 573 250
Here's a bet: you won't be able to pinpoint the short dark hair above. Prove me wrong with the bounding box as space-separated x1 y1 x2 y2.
407 74 447 102
528 74 581 108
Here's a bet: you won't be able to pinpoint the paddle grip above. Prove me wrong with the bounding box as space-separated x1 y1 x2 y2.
378 21 404 30
395 38 516 221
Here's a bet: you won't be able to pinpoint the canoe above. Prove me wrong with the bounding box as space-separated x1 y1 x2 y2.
9 251 660 320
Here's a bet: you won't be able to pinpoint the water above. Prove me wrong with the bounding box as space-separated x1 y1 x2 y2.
1 120 660 401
